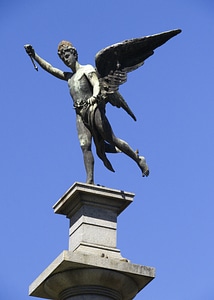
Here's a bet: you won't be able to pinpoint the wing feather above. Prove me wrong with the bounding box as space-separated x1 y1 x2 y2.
106 91 137 121
95 29 181 78
96 29 181 119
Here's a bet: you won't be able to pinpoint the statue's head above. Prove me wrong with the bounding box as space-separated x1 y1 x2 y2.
57 40 78 61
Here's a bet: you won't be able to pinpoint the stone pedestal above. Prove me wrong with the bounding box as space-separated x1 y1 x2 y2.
53 182 134 259
29 182 155 299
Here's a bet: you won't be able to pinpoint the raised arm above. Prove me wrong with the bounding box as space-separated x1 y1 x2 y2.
24 44 70 81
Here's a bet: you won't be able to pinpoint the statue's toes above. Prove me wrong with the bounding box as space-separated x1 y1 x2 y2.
138 156 149 177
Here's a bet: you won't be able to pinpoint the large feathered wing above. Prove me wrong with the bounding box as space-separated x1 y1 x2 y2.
95 29 181 120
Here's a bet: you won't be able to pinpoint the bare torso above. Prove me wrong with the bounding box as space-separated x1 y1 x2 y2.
68 65 94 104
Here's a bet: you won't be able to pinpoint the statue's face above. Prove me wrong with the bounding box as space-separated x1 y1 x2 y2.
59 48 76 68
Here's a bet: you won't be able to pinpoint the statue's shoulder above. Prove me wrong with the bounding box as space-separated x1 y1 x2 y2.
82 64 96 74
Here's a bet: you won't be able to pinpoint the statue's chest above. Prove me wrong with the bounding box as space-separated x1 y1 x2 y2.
68 71 91 95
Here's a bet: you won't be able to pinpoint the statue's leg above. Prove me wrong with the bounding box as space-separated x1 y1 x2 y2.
104 142 121 153
94 110 149 177
110 134 149 177
76 114 94 184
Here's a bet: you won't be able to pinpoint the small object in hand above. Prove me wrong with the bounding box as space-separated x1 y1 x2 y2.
24 44 38 71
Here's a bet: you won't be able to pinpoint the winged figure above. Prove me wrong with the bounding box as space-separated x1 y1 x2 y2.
24 29 181 184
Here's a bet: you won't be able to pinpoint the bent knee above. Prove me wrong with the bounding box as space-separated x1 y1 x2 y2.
78 132 91 146
79 138 92 152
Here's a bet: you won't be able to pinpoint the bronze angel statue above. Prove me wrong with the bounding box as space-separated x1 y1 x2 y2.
24 29 181 184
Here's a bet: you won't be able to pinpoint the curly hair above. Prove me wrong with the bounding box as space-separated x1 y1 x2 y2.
57 40 78 60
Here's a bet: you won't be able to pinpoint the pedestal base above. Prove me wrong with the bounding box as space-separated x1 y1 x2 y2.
29 250 155 300
29 183 155 299
53 182 134 259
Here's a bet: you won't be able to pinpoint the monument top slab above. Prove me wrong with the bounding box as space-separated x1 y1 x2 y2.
53 182 135 217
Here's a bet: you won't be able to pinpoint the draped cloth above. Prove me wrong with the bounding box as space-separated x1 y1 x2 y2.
76 100 115 172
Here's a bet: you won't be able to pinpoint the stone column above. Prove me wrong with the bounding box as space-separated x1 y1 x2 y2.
29 182 155 299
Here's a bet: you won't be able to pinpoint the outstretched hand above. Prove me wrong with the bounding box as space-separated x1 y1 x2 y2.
24 44 38 71
24 44 35 57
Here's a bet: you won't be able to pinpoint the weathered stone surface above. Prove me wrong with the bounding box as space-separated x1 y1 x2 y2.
53 182 134 258
29 250 155 299
29 182 155 299
53 182 134 215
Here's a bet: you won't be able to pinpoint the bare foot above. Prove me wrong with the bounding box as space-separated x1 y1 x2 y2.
138 156 149 177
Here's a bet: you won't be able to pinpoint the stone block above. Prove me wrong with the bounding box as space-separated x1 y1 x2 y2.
29 250 155 300
53 182 134 258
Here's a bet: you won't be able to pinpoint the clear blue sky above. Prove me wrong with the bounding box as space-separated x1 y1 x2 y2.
1 1 214 299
